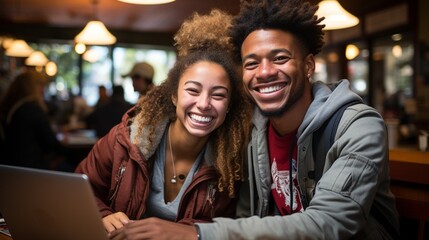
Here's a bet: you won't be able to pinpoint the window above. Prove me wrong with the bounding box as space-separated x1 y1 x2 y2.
371 32 414 119
347 42 369 103
26 42 177 106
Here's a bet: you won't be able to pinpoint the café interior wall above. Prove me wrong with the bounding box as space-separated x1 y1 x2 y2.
415 0 429 134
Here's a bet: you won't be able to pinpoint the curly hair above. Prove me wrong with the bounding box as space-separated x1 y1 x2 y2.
230 0 325 61
174 9 234 57
133 9 252 198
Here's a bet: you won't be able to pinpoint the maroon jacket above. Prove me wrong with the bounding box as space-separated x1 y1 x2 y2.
75 110 237 224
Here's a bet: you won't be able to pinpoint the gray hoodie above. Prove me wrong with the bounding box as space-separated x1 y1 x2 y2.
197 80 399 239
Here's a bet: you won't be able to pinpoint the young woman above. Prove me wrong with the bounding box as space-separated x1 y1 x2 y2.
75 9 252 235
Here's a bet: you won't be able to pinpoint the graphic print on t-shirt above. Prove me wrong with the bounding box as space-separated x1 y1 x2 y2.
268 122 303 215
271 158 303 214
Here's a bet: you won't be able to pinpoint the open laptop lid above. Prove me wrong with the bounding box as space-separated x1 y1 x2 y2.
0 164 108 240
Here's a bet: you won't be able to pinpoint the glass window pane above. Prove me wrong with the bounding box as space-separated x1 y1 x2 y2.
314 50 341 84
372 32 414 119
29 42 80 101
347 42 369 103
81 46 113 106
113 46 176 104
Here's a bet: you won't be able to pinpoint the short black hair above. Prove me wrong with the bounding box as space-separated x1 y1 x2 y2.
230 0 325 61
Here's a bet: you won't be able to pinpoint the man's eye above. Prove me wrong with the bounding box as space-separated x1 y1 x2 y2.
243 61 258 69
274 56 290 62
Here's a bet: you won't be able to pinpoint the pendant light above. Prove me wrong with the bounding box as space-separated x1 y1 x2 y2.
25 51 49 66
75 0 117 45
117 0 175 4
45 61 58 76
316 0 359 30
5 39 34 57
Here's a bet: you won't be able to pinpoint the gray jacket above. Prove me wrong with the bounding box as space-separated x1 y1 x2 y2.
197 80 399 239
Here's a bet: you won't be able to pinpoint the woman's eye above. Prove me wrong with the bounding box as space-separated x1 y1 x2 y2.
185 88 199 95
212 93 227 100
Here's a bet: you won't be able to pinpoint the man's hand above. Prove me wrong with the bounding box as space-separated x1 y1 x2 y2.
108 217 198 240
102 212 131 233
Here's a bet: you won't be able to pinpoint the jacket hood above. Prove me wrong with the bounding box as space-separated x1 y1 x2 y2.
298 80 363 141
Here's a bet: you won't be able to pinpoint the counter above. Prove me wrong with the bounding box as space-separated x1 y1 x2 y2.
389 147 429 240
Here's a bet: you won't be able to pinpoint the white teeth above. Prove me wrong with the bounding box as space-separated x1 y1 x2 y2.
259 85 283 93
190 114 212 123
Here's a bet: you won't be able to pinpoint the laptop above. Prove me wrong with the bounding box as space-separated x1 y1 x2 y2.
0 164 108 240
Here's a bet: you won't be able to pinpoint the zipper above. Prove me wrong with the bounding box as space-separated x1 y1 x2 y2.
109 162 126 202
203 181 217 219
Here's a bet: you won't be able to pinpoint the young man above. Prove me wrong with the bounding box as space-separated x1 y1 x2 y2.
192 0 399 239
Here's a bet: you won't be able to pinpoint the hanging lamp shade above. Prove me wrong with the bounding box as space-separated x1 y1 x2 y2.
316 0 359 30
75 20 117 45
82 48 101 63
118 0 175 4
5 39 34 57
1 37 15 49
25 51 49 66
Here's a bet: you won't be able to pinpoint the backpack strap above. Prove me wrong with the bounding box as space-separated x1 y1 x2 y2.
311 100 360 185
311 101 400 239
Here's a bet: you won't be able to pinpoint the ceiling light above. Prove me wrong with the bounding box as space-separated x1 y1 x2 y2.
392 45 402 58
117 0 175 5
316 0 359 30
345 44 360 60
1 37 15 49
82 48 101 63
391 34 402 42
45 61 58 76
75 20 117 45
5 39 34 57
74 0 116 45
75 42 87 54
25 51 49 66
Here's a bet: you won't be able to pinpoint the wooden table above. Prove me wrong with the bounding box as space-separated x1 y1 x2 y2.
389 147 429 240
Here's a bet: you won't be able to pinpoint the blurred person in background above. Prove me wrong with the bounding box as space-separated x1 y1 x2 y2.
122 62 155 97
86 85 133 138
0 69 71 171
94 85 109 109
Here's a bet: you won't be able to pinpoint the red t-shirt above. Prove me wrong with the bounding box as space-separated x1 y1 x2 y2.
268 122 303 215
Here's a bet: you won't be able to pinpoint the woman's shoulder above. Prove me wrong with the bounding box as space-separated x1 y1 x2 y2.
11 100 46 120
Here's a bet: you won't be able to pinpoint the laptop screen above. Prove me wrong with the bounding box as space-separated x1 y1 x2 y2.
0 164 108 240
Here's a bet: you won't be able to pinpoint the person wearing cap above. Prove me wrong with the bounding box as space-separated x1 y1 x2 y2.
122 62 155 97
